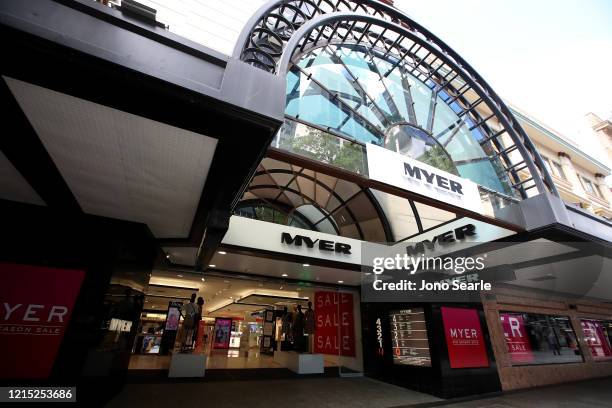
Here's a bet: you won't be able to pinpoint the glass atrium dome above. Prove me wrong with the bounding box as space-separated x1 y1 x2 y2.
237 1 557 202
285 43 510 193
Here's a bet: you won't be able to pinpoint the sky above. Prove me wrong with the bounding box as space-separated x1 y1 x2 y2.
145 0 611 164
394 0 612 163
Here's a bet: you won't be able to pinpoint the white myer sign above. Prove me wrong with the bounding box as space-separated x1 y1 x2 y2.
366 143 482 213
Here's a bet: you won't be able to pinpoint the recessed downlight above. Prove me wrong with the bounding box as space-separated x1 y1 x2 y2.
218 251 227 255
209 264 216 268
177 274 183 278
302 263 310 267
338 280 344 284
281 273 288 277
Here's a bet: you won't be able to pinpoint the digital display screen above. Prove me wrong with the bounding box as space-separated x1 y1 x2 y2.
389 308 431 367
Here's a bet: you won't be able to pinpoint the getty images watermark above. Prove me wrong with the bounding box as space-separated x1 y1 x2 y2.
361 235 609 303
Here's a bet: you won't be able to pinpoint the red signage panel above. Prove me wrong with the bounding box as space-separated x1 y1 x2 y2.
441 306 489 368
581 319 612 360
0 263 85 379
314 291 355 356
500 313 534 363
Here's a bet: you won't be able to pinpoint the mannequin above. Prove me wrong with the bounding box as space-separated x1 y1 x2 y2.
281 306 292 341
292 304 305 352
192 296 204 349
181 293 197 351
303 301 315 353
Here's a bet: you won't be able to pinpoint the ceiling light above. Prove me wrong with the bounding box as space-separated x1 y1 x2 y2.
201 278 205 282
218 251 227 255
302 263 309 267
229 296 233 299
166 254 171 259
338 280 344 284
209 264 216 268
281 273 288 277
177 274 183 278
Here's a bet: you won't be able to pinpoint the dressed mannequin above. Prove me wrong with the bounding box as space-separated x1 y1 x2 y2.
304 301 315 353
281 306 292 341
292 305 305 352
181 293 197 351
192 296 204 349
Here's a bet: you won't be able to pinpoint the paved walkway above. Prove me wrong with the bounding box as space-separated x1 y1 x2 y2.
435 376 612 408
106 376 612 408
106 377 441 408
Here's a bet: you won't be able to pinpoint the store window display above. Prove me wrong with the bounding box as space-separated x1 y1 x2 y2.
500 312 582 365
580 319 612 360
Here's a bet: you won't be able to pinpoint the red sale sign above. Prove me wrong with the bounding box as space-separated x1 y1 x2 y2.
314 291 355 356
441 307 489 368
0 263 84 379
500 313 533 363
581 319 612 359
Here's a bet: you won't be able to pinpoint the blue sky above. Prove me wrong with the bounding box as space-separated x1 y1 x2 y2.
395 0 612 160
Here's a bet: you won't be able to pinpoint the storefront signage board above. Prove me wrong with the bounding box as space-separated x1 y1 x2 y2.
314 291 355 356
0 263 84 379
441 307 489 368
366 143 482 213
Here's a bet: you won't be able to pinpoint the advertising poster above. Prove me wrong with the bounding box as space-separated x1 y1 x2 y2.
314 291 355 356
0 263 85 379
213 318 232 349
441 307 489 368
581 319 612 359
164 302 182 331
389 308 431 366
500 313 534 363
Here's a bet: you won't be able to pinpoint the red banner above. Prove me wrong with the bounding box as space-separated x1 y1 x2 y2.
581 319 612 360
441 307 489 368
500 313 533 363
314 291 355 356
0 263 85 378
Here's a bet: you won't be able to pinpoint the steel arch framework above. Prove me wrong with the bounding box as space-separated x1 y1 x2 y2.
234 0 558 200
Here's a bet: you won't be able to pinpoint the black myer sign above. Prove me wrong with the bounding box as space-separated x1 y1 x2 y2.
280 232 352 254
406 224 476 256
404 162 464 195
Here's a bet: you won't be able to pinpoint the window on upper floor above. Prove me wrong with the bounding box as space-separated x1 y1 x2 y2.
551 161 566 180
580 175 599 197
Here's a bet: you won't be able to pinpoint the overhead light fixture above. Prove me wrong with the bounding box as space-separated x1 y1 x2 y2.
166 254 171 259
218 251 227 255
201 278 205 282
209 264 216 268
338 280 344 284
229 296 233 299
281 273 288 277
302 263 310 267
177 274 183 278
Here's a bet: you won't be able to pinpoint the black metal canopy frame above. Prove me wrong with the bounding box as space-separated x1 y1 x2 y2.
233 0 558 200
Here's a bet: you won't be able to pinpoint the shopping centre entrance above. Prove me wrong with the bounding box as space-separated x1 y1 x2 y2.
126 269 363 377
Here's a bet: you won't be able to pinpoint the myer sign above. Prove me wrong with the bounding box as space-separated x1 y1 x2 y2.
366 143 482 213
222 216 363 265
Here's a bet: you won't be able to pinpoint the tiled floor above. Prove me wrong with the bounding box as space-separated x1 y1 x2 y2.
128 348 342 370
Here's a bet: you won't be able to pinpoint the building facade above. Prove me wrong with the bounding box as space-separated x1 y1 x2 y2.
1 0 611 404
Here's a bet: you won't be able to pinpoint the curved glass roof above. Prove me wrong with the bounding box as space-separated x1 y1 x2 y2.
237 158 457 243
285 44 513 195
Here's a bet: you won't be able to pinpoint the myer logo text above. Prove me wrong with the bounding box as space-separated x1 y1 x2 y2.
404 162 463 195
281 233 351 254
